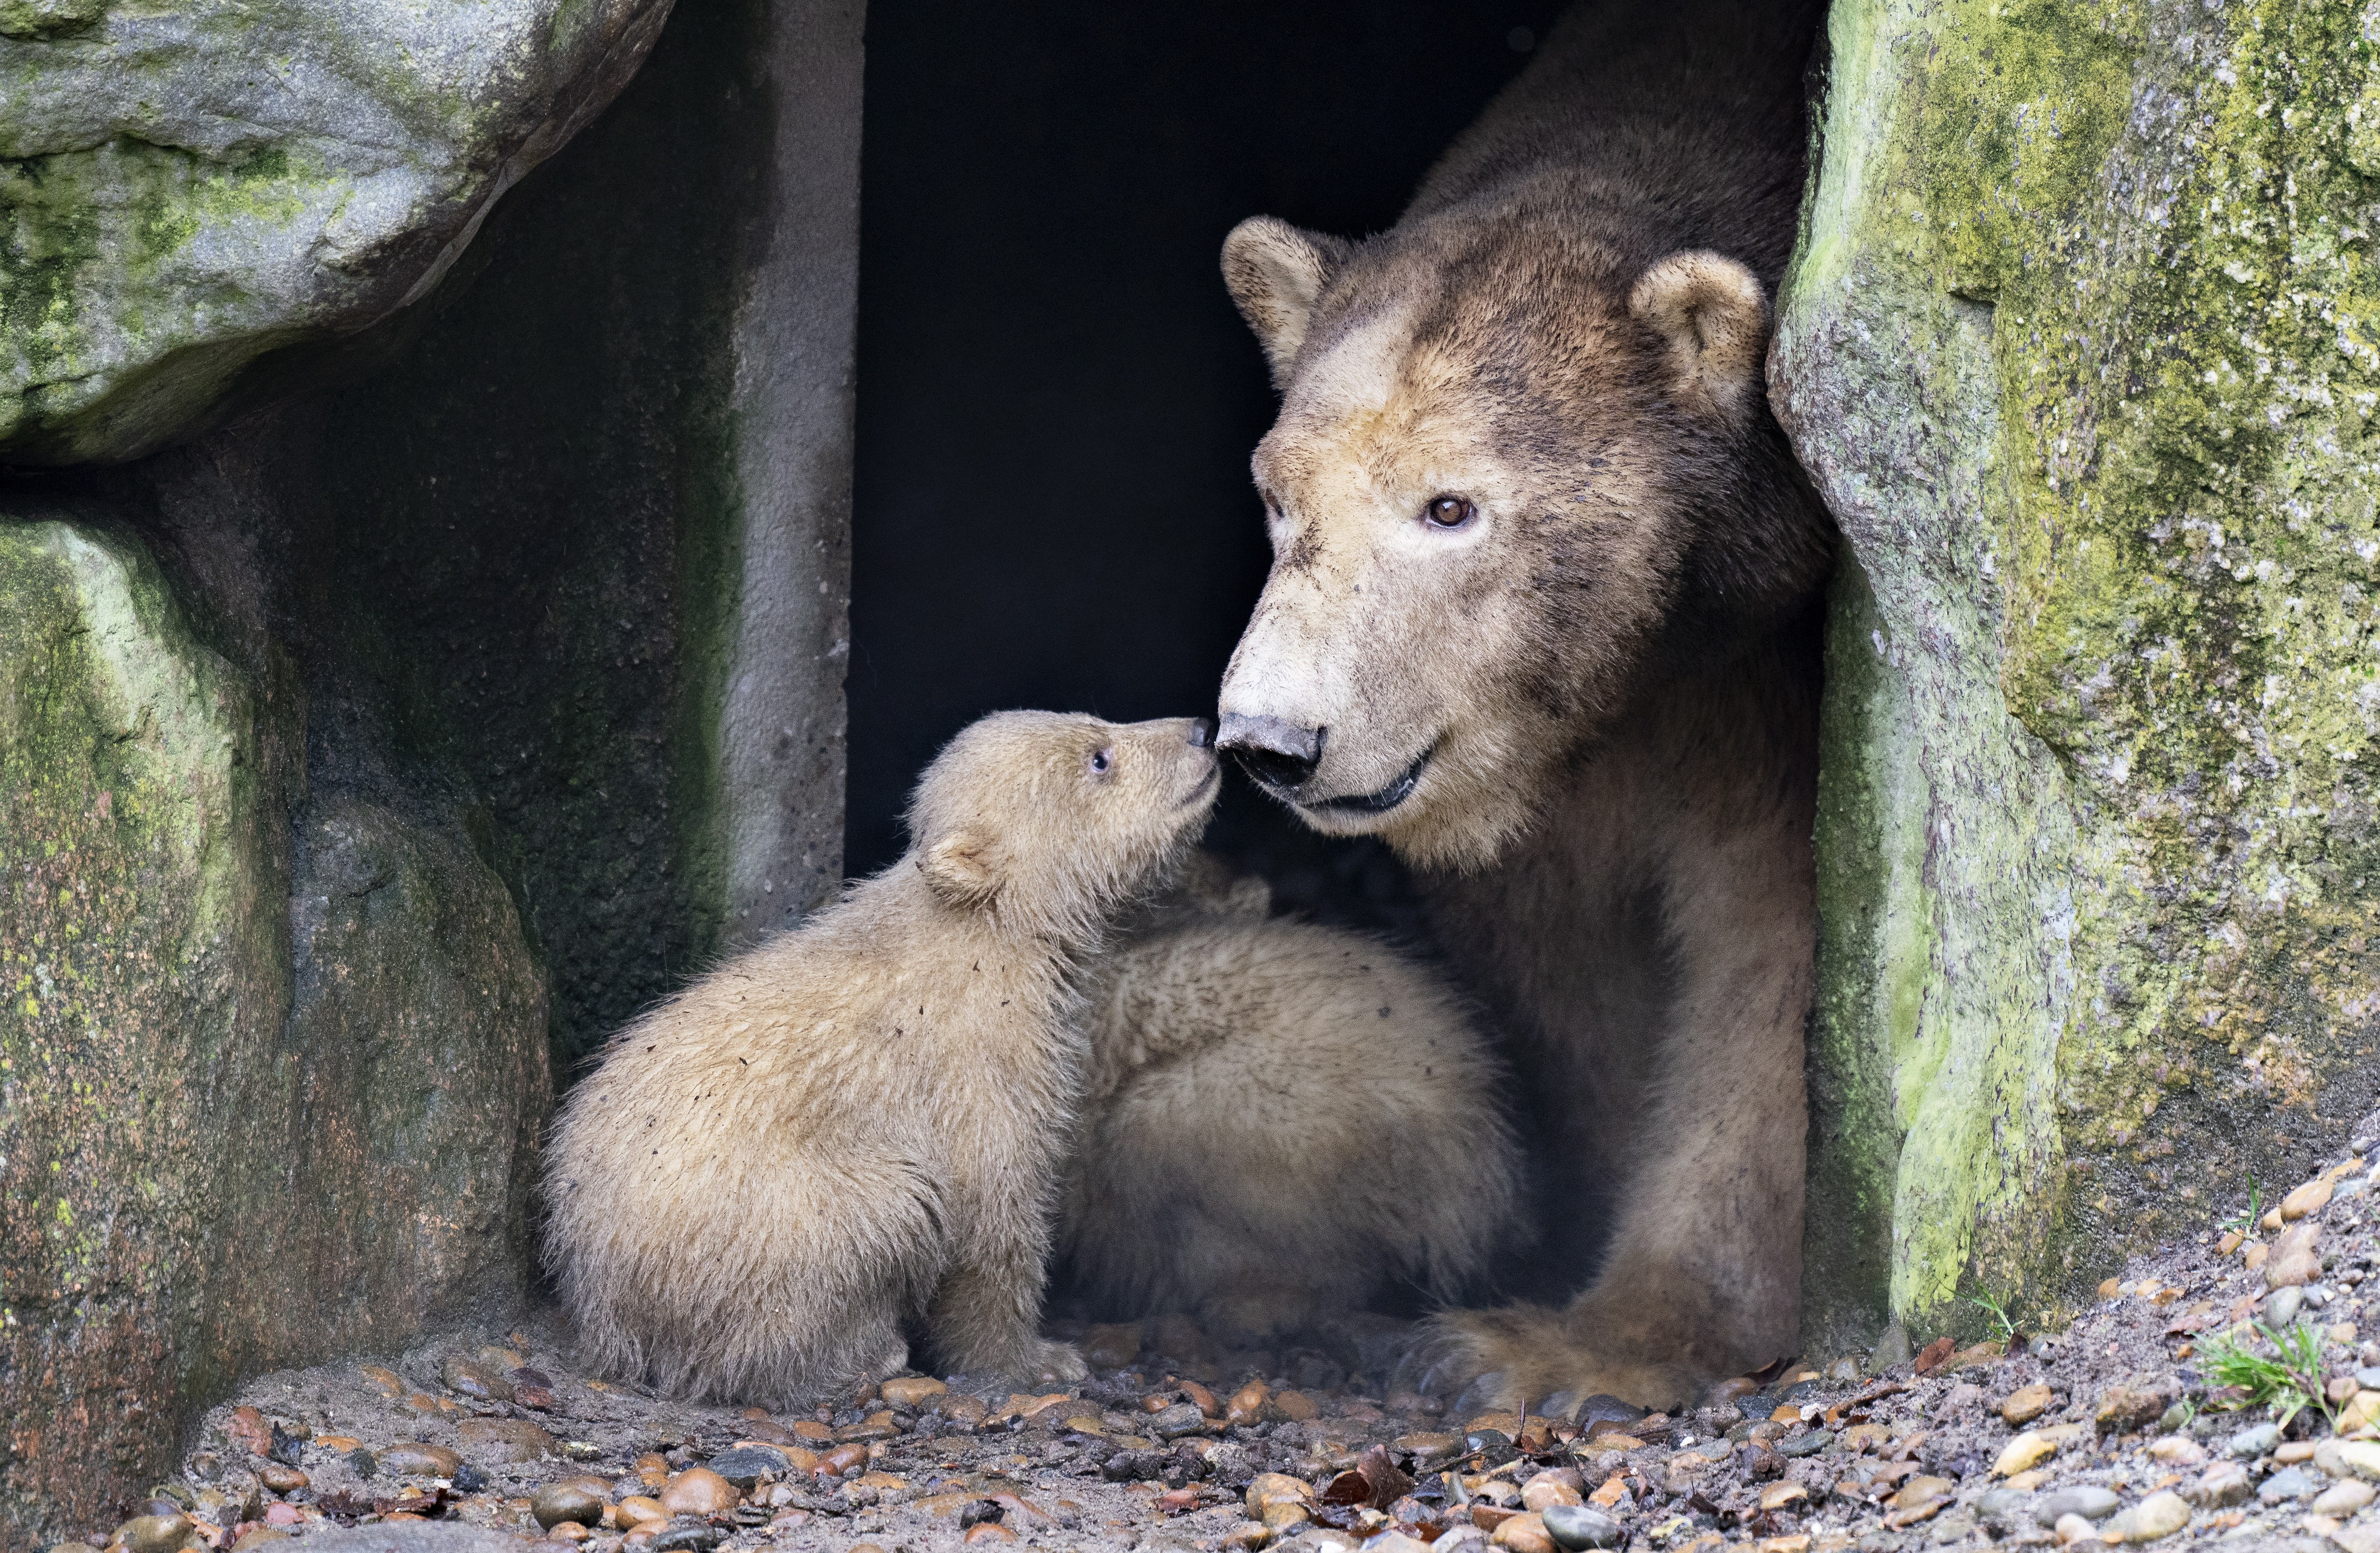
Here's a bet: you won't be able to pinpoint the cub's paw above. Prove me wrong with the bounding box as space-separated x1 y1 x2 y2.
1417 1304 1696 1415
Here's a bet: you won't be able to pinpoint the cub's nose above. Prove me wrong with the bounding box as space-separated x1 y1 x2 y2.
1218 714 1322 790
1187 718 1216 750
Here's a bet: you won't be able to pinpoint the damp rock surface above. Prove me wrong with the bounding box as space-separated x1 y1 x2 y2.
0 0 677 463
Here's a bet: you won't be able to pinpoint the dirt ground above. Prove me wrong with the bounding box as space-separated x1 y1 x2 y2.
90 1123 2380 1553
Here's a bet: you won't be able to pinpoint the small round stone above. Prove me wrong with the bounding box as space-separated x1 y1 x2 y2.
256 1465 308 1494
532 1485 607 1530
441 1354 514 1403
376 1443 464 1477
111 1515 192 1553
657 1467 737 1516
1539 1506 1622 1552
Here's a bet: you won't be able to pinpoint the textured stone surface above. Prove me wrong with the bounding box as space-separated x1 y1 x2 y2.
0 515 547 1547
0 0 676 464
1778 0 2380 1348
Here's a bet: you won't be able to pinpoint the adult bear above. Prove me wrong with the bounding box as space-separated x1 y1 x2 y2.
1213 0 1835 1410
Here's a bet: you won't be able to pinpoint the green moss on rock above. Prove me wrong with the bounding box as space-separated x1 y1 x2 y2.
1780 0 2380 1345
0 515 548 1547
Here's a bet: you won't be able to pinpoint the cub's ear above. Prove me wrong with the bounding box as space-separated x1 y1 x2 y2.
917 830 1002 908
1221 216 1350 389
1628 251 1771 420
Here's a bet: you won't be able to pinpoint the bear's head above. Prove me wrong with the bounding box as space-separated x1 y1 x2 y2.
1213 212 1831 870
907 711 1221 942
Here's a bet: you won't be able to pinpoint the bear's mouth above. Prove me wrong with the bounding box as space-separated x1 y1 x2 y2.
1305 747 1431 816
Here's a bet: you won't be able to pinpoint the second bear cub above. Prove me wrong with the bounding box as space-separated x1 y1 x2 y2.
544 711 1220 1403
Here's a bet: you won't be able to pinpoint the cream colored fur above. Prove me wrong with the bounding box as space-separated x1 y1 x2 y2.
543 712 1219 1404
1059 859 1522 1342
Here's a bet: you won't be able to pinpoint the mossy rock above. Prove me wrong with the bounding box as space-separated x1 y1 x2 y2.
0 516 548 1545
0 0 676 465
1778 0 2380 1349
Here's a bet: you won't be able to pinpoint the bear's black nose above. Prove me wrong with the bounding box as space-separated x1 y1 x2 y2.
1186 718 1217 749
1218 714 1322 790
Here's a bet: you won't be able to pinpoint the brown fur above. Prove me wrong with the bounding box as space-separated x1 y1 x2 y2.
1058 858 1523 1342
1212 0 1833 1409
543 712 1219 1403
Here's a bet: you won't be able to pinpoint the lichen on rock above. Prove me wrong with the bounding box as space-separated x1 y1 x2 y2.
0 0 677 464
1779 0 2380 1347
0 514 548 1545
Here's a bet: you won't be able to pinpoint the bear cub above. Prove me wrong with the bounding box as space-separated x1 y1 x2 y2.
544 710 1220 1403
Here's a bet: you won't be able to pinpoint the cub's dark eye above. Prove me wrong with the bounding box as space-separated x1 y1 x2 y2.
1088 747 1113 775
1423 495 1476 530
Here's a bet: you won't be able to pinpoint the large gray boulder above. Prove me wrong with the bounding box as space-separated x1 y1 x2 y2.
1776 0 2380 1349
0 0 675 464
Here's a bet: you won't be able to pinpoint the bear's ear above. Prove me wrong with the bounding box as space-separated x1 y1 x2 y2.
917 829 1002 908
1222 216 1350 389
1628 251 1771 421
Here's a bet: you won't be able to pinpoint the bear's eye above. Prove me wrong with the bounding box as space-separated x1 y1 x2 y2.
1088 747 1113 777
1423 495 1476 530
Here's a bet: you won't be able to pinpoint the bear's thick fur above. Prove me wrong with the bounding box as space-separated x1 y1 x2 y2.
543 712 1218 1402
1059 857 1521 1341
1212 0 1834 1409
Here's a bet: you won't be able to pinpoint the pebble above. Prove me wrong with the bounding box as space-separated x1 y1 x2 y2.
705 1445 790 1489
2269 1286 2305 1327
255 1464 307 1494
531 1485 606 1530
1272 1390 1319 1422
1538 1505 1621 1551
1777 1429 1832 1457
1228 1382 1271 1425
2259 1466 2321 1505
2316 1480 2380 1516
2036 1486 2120 1524
456 1418 557 1464
111 1515 191 1553
2225 1423 2280 1458
1519 1472 1580 1512
658 1468 737 1516
2182 1462 2251 1507
377 1442 464 1477
2100 1490 2191 1543
2268 1221 2323 1288
2052 1513 2099 1546
2093 1373 2177 1434
818 1444 869 1476
441 1354 515 1403
1995 1425 2082 1477
1487 1511 1552 1553
2000 1382 2054 1425
2283 1177 2336 1220
2340 1440 2380 1481
1891 1476 1953 1512
1150 1402 1208 1440
879 1376 946 1409
616 1496 666 1526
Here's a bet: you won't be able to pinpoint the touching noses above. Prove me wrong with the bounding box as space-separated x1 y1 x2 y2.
1217 714 1323 791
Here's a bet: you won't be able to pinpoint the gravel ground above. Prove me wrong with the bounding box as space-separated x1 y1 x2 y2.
73 1118 2380 1553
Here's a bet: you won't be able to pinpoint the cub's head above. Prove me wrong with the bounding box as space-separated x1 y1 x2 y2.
907 711 1221 940
1213 213 1827 871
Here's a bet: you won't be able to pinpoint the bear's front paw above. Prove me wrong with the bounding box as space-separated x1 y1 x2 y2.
1017 1338 1088 1386
1417 1304 1698 1415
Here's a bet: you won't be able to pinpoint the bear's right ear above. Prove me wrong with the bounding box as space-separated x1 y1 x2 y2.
917 830 1002 909
1221 216 1349 389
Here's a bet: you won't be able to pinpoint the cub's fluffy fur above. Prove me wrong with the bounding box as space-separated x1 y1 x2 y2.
544 712 1220 1403
1060 859 1522 1341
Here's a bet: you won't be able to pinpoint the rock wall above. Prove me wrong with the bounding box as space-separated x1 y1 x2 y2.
0 0 859 1544
1778 0 2380 1353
